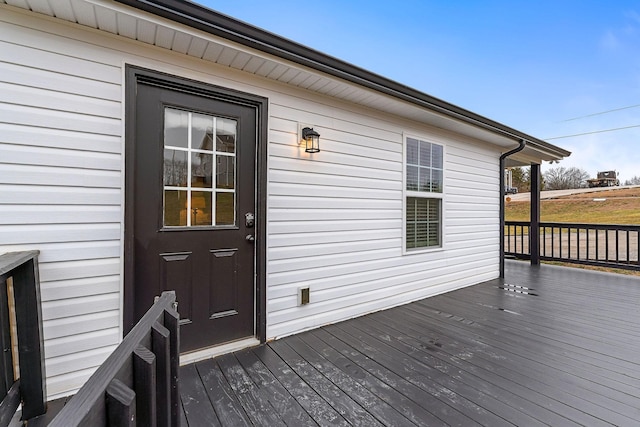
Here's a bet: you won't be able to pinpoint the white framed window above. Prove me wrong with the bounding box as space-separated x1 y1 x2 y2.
403 134 444 252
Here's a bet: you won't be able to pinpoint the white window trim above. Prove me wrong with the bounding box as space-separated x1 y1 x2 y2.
402 132 446 255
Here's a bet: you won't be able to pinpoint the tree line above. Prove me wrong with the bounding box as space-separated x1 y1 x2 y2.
509 166 640 191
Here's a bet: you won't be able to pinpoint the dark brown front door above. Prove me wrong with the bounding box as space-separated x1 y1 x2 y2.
129 77 257 353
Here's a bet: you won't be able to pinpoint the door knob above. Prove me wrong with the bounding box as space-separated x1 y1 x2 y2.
246 234 255 242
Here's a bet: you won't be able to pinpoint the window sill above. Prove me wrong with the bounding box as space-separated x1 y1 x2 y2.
403 245 445 256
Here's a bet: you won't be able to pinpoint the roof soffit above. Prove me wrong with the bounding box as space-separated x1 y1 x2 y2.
2 0 570 161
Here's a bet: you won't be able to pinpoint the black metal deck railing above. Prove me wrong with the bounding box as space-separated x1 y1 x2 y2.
505 221 640 270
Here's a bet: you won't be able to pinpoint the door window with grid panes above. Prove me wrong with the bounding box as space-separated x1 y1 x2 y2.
163 107 237 227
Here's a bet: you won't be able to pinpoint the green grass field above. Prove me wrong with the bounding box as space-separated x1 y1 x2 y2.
505 187 640 224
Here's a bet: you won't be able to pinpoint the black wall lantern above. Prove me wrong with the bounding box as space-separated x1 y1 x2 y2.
301 127 320 153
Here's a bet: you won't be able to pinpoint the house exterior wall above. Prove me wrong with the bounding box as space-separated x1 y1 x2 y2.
0 6 500 398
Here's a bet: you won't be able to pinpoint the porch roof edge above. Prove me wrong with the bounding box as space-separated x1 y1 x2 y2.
114 0 570 160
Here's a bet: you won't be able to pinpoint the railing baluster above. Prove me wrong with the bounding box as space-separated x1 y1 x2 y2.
134 345 157 427
559 226 563 259
637 230 640 265
511 225 514 254
106 378 136 427
626 230 630 264
164 309 180 427
586 227 590 260
518 225 522 255
152 322 171 427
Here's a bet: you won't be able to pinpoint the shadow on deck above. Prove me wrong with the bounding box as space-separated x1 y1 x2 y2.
180 260 640 426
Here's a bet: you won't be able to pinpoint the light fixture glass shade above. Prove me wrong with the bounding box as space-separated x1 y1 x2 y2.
301 127 320 153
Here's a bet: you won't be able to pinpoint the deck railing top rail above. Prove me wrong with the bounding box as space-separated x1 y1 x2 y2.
506 221 640 230
540 222 640 231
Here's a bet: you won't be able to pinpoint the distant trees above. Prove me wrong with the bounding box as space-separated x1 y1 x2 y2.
624 176 640 186
510 167 529 192
543 166 590 190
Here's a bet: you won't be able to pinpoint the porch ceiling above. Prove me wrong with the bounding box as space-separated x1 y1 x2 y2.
3 0 569 164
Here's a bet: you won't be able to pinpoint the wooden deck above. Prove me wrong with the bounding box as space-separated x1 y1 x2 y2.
179 261 640 426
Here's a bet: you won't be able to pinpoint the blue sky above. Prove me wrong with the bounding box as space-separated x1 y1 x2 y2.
199 1 640 181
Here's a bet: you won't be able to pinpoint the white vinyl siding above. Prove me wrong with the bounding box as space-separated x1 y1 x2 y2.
266 101 500 337
0 10 122 398
0 4 502 398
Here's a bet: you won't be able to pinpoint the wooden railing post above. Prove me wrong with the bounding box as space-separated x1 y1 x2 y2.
12 255 46 419
0 251 46 423
0 277 14 401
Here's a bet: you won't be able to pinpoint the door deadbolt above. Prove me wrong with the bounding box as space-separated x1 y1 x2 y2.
245 212 255 228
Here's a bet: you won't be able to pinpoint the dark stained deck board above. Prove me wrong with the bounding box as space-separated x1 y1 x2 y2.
420 288 640 387
194 358 252 426
418 290 640 389
310 328 476 427
324 322 517 427
282 334 416 427
453 287 640 346
362 311 589 427
408 301 640 424
252 344 348 426
18 396 71 427
215 353 286 427
373 305 615 426
412 295 639 386
370 305 618 427
347 314 572 427
180 261 640 426
300 329 447 427
180 363 222 426
266 339 385 427
231 350 317 426
457 280 640 343
234 348 316 426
